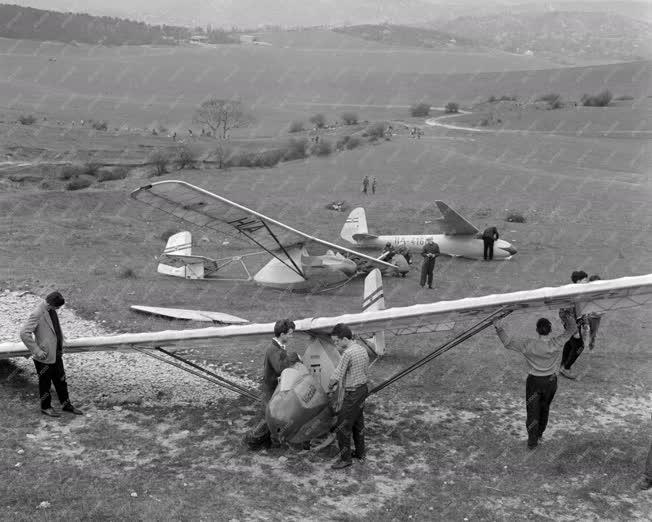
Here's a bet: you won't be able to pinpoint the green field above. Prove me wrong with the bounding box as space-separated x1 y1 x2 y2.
0 35 651 521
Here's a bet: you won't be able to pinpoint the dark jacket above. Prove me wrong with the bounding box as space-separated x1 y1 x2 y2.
261 340 295 402
482 227 499 241
421 242 440 265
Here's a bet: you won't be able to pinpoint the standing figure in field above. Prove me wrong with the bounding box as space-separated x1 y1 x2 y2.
362 176 369 195
328 323 370 470
244 319 300 449
493 317 567 449
19 292 83 417
482 226 500 261
420 237 440 289
371 177 377 195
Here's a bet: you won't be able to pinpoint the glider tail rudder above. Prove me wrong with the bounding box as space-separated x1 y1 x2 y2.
340 207 368 244
362 268 386 356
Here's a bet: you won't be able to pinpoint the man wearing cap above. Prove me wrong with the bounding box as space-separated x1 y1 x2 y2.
420 237 440 289
20 291 83 416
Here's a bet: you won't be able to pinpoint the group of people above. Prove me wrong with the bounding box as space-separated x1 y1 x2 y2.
244 319 369 470
361 175 377 195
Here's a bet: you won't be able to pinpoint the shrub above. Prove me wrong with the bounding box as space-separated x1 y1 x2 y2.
311 139 332 156
174 144 198 169
479 119 490 127
84 162 101 176
445 102 459 114
282 138 309 161
117 266 137 279
18 114 37 125
363 122 386 140
341 112 358 125
537 93 561 104
288 120 304 133
614 94 633 101
228 149 283 168
487 95 497 103
505 212 526 223
90 120 108 131
65 175 94 191
149 149 170 176
309 113 327 129
410 103 430 117
58 164 86 180
213 143 231 169
97 166 129 182
581 90 612 107
345 136 362 150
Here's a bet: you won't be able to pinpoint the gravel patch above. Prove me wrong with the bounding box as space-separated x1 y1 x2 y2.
0 290 257 406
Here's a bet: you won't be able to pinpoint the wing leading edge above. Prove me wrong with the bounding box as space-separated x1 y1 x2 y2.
1 274 650 359
131 181 396 276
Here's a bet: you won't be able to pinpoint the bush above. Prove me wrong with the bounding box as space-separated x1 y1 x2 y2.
282 138 309 161
18 114 37 125
83 162 101 176
58 164 86 180
341 112 358 125
311 139 332 156
65 175 94 191
505 212 526 223
614 94 633 101
445 102 459 114
213 143 231 169
149 149 170 176
479 119 490 127
309 113 327 129
537 93 561 104
487 95 497 103
97 166 129 182
363 122 386 140
288 120 304 133
229 149 283 168
410 103 430 117
90 119 108 131
174 144 198 169
117 266 137 279
581 90 612 107
345 136 362 150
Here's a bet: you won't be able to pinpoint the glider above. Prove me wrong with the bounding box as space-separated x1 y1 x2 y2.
2 273 651 443
131 180 399 291
340 202 518 260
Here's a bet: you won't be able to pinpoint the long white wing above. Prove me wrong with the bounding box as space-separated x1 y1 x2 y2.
131 180 396 277
2 274 650 359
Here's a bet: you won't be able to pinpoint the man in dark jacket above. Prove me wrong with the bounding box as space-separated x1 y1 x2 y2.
420 238 440 289
20 292 83 416
245 319 300 449
482 226 500 260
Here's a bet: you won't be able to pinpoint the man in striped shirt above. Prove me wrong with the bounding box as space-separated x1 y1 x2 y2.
328 323 370 469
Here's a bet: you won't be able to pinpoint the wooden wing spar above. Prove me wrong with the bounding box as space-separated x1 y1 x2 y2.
130 180 397 278
1 273 651 359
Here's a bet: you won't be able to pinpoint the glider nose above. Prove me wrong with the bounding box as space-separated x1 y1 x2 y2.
501 245 518 256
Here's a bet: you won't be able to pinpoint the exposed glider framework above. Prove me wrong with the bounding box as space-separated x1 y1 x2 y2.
131 181 396 285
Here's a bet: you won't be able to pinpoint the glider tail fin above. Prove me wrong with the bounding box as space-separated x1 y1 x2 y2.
362 268 386 356
158 231 205 279
163 231 192 256
340 207 368 243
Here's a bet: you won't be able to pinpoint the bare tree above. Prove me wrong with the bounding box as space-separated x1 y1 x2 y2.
193 98 250 139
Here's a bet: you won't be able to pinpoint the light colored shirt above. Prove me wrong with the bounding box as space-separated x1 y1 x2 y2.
495 325 567 376
329 342 369 389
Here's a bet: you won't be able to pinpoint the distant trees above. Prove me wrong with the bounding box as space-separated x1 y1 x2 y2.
0 4 191 45
410 103 431 117
341 112 359 125
537 93 563 109
445 102 459 114
193 98 251 139
288 120 304 133
581 90 612 107
18 114 36 125
309 113 327 129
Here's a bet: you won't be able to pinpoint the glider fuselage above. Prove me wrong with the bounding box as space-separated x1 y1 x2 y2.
348 234 516 260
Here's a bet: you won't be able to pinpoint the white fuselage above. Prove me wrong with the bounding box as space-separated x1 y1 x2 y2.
349 234 516 260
